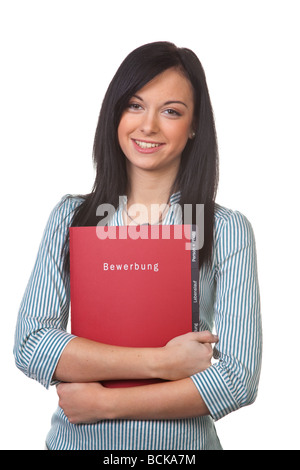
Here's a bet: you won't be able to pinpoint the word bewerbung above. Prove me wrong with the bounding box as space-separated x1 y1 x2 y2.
103 262 159 272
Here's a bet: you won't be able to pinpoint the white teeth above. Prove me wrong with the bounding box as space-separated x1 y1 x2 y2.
135 140 161 149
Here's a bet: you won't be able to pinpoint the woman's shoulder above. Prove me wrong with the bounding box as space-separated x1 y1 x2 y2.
56 193 85 212
213 202 255 244
45 194 85 229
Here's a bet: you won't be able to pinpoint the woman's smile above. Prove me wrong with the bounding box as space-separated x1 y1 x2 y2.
132 138 166 153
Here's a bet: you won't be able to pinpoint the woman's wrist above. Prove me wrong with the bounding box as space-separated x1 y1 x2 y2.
145 347 165 379
98 386 119 420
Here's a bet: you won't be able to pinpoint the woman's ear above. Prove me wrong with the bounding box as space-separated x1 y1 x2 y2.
189 119 196 139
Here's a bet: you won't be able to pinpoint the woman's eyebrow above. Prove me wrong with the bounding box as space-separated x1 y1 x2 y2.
164 100 188 108
132 95 188 108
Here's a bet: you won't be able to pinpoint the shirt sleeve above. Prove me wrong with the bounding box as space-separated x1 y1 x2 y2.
190 210 262 421
13 196 79 389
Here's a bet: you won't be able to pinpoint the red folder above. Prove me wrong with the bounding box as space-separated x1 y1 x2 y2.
70 225 199 387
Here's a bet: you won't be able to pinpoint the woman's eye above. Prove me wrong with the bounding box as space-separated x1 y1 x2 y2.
164 108 181 116
128 103 142 110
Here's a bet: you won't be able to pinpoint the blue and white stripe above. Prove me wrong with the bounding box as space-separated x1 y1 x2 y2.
14 194 262 450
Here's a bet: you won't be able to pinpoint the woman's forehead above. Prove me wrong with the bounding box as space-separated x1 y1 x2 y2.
133 68 194 104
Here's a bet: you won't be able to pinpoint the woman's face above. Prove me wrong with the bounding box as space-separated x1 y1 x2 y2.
118 67 195 178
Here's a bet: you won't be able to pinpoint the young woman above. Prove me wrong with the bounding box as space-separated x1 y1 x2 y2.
14 42 262 450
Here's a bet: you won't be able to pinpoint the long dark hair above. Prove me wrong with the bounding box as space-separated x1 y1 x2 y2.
63 41 219 273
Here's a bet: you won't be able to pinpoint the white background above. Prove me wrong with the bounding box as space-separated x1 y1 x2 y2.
1 0 299 450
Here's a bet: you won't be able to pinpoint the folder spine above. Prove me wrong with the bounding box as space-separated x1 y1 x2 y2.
191 226 199 332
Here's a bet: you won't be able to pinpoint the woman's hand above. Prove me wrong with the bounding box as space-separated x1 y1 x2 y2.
56 382 109 424
156 331 218 381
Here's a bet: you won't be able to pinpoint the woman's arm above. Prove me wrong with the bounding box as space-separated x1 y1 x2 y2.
56 378 210 424
14 196 78 388
55 332 216 423
190 210 262 421
53 331 217 383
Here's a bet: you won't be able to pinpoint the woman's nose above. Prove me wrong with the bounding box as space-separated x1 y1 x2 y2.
140 111 159 135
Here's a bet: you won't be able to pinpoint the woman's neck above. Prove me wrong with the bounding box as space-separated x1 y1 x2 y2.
125 166 178 225
126 165 177 207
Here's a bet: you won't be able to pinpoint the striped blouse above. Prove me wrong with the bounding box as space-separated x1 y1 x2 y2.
13 193 262 450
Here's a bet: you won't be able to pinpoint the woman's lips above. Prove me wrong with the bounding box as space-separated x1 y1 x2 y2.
132 139 165 154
